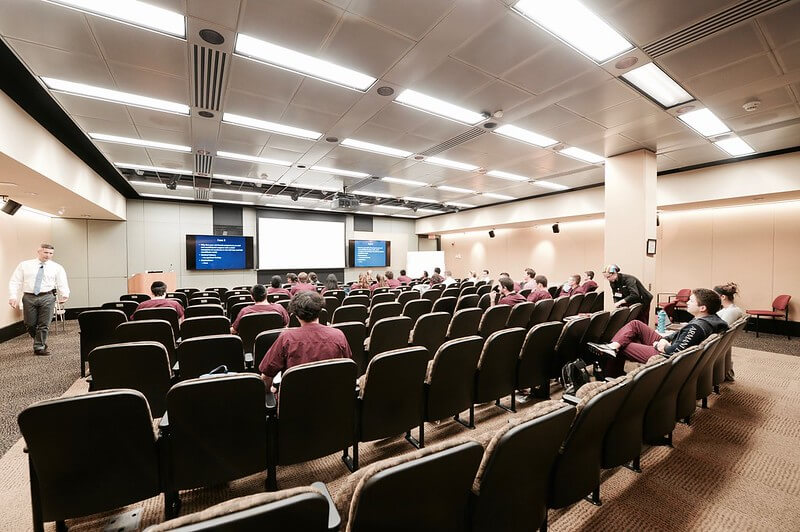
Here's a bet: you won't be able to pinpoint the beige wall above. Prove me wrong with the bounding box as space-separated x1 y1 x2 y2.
1 209 52 328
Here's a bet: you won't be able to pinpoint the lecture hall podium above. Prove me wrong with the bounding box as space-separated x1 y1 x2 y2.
128 272 177 294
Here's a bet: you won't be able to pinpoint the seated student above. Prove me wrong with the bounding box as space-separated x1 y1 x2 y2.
133 281 184 321
575 270 598 294
495 277 526 306
397 269 412 285
351 273 370 291
290 272 316 296
467 270 478 282
308 272 319 285
258 291 352 390
442 270 457 287
521 268 537 291
714 282 744 383
589 288 728 377
286 273 298 290
370 273 389 292
495 272 520 293
267 275 291 297
418 270 430 283
527 275 553 303
320 274 339 295
433 267 442 277
429 273 444 286
385 270 401 288
558 274 581 297
479 269 491 283
231 284 289 333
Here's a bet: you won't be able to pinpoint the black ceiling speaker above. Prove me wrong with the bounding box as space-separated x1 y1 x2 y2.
488 230 495 238
1 198 22 215
552 223 560 233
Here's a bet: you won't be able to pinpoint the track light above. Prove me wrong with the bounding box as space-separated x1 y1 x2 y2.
488 230 495 238
552 223 560 234
1 196 22 216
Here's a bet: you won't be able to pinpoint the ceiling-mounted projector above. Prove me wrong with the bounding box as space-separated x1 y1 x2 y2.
332 196 359 210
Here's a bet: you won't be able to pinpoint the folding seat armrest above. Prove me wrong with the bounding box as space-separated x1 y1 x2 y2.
158 412 170 435
562 394 579 405
265 391 277 414
311 481 341 531
244 352 254 368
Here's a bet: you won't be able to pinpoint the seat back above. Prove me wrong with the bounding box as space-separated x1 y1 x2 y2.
519 288 532 299
478 305 511 338
88 342 172 417
600 307 630 342
442 287 460 299
238 312 286 354
184 304 224 319
713 318 747 387
349 288 370 297
175 288 199 297
194 291 220 299
346 441 484 532
78 309 128 376
367 316 413 361
121 293 150 303
325 289 346 302
18 390 159 523
582 311 611 345
699 328 734 401
506 301 534 328
773 294 792 311
397 290 420 307
459 286 478 297
422 288 442 302
547 296 570 322
206 287 227 301
133 307 179 340
180 315 230 340
324 296 341 317
578 292 598 314
101 300 138 319
432 295 457 314
359 347 428 442
370 292 396 306
455 294 479 311
166 292 188 308
189 296 222 307
332 304 368 324
343 294 369 307
553 316 591 376
474 328 526 404
367 302 402 334
472 403 576 532
549 379 631 509
548 286 560 298
409 312 451 359
267 292 290 304
225 289 251 298
625 302 643 323
166 375 267 490
402 298 433 326
676 335 721 421
276 359 357 465
331 321 368 376
228 301 251 322
226 294 254 309
477 293 492 311
528 298 554 327
590 290 605 313
176 334 245 379
446 307 483 339
425 336 483 422
516 321 564 394
563 294 584 317
115 319 176 367
477 284 492 297
371 287 390 296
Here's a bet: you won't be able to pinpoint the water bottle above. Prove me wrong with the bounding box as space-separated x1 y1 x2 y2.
657 309 667 333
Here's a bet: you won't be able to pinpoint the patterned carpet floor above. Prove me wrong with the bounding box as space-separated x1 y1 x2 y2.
1 324 799 530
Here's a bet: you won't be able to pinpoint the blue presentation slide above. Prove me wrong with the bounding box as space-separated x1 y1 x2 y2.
353 240 387 267
195 235 246 270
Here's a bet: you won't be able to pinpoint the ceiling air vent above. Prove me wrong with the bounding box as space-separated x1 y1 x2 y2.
193 44 227 111
642 0 789 57
419 128 486 157
194 153 213 176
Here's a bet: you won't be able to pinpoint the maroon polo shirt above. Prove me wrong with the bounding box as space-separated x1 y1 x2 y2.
527 288 552 303
397 275 411 284
133 298 184 319
267 287 291 297
498 292 526 306
259 322 352 378
290 282 316 296
575 280 598 294
386 278 401 288
231 302 289 332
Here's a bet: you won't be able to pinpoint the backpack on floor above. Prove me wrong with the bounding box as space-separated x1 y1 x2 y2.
562 359 591 396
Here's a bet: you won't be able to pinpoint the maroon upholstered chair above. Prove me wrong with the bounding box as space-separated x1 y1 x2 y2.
747 294 792 339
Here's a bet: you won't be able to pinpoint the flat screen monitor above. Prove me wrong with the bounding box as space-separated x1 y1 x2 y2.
186 235 254 270
348 240 390 268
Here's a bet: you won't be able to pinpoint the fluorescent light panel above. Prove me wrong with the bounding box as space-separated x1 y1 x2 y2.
216 151 292 166
354 211 388 216
417 208 444 214
446 202 474 208
381 177 427 187
42 78 189 114
487 170 530 182
425 157 478 171
213 173 272 185
483 192 514 200
437 185 475 194
90 133 190 152
621 62 692 108
115 163 192 175
392 214 419 218
264 203 308 210
403 196 436 203
375 205 408 210
714 136 755 157
533 180 568 190
141 193 194 200
494 124 557 147
309 165 370 178
131 180 193 191
213 189 269 197
352 190 395 199
678 108 730 137
43 0 185 37
395 89 485 125
222 113 321 140
340 138 412 158
559 147 604 164
513 0 633 63
210 199 252 205
235 33 375 91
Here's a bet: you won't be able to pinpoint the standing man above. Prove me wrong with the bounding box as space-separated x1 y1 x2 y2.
602 264 653 324
8 244 70 356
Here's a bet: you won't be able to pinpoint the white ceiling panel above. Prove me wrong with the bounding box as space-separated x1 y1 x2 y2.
90 18 188 77
188 0 242 30
226 56 303 103
265 134 318 153
586 98 660 129
7 39 110 86
656 154 681 171
646 130 707 153
128 108 191 133
290 78 361 115
346 0 455 41
662 143 727 166
280 103 341 133
727 103 800 131
557 79 638 116
367 103 433 133
238 0 342 55
743 121 800 152
775 40 800 72
616 115 687 143
99 143 150 164
759 1 800 48
135 126 193 145
219 122 271 146
223 89 288 120
709 86 796 119
515 105 581 132
543 117 607 145
107 63 189 103
412 57 494 101
460 81 535 116
148 151 194 169
504 42 596 95
0 0 98 55
688 55 781 99
577 134 644 158
53 93 133 123
72 115 138 137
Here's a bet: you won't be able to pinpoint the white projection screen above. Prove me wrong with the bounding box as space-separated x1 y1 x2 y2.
258 217 345 269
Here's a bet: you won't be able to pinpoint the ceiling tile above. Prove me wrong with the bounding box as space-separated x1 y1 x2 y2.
148 152 194 170
543 117 606 145
742 122 800 152
128 108 191 133
280 103 340 133
709 86 795 119
238 0 342 55
616 115 687 143
345 0 455 40
557 79 638 116
290 78 361 116
775 40 800 73
72 115 138 137
99 144 150 164
412 57 493 101
656 153 681 171
53 93 132 123
578 134 643 158
188 0 242 30
0 0 98 55
6 39 111 86
585 97 660 128
136 126 192 145
687 55 781 99
226 56 303 103
727 103 800 132
515 105 581 132
108 62 189 103
504 42 596 94
222 89 288 120
90 18 188 77
758 1 800 48
265 134 317 153
459 81 535 115
662 143 726 166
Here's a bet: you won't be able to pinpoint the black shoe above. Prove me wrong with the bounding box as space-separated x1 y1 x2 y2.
34 349 51 356
587 342 617 358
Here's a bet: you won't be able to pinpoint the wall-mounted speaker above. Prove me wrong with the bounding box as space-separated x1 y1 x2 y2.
488 230 495 238
1 198 22 216
552 223 560 233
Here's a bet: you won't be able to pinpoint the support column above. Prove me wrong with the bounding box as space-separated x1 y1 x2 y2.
604 150 657 321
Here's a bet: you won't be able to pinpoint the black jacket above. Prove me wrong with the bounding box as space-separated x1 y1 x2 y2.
610 273 653 307
664 314 728 355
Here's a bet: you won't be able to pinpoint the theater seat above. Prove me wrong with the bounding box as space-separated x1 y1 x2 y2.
446 308 482 340
180 315 230 341
115 319 176 368
516 321 563 400
431 295 456 314
478 305 511 338
133 306 180 340
506 301 534 328
176 334 245 379
547 296 570 322
474 328 526 416
424 336 483 429
331 321 367 376
184 304 224 319
120 293 150 303
676 335 721 424
101 300 138 319
410 312 450 359
402 298 433 326
78 309 127 377
238 312 286 356
528 299 554 328
332 304 368 325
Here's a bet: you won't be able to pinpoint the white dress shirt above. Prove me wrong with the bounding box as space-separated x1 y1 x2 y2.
8 259 70 300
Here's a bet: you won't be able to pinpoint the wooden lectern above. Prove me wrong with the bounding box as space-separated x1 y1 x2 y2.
128 272 177 294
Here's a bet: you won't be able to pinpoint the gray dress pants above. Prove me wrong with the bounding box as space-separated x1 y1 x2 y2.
22 292 56 352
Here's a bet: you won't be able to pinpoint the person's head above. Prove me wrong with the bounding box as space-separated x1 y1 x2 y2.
687 288 721 317
376 273 387 286
422 270 429 278
469 270 476 278
524 268 536 281
289 291 324 323
499 277 515 294
270 275 282 289
713 282 738 305
287 273 298 283
251 284 267 303
500 272 510 278
482 269 489 277
534 275 548 288
357 273 369 288
324 274 338 290
602 264 620 283
150 281 167 298
584 270 595 281
444 270 452 278
37 243 54 262
434 267 441 274
298 272 308 283
309 272 318 283
569 274 581 287
400 269 406 276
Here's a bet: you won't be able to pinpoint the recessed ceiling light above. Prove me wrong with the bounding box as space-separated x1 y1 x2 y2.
417 208 445 214
210 198 252 205
677 108 730 137
293 183 341 193
213 173 271 185
340 138 412 158
375 204 408 210
140 193 194 200
90 133 191 152
533 180 568 190
0 181 18 187
486 170 530 182
483 192 514 200
115 163 192 175
354 211 388 216
513 0 633 63
131 180 193 191
446 201 474 208
352 190 395 199
235 33 376 91
437 185 475 194
382 177 427 187
264 202 307 209
216 151 293 166
403 196 435 203
309 165 370 178
395 89 485 125
559 146 605 164
494 124 557 147
213 188 268 198
199 28 224 45
622 62 693 108
393 214 419 218
714 136 755 157
424 157 479 171
42 78 189 114
222 112 322 140
42 0 185 38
